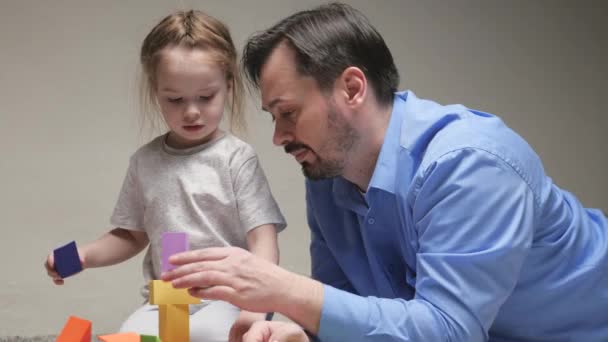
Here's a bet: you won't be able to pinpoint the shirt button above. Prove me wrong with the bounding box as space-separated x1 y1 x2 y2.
368 217 375 224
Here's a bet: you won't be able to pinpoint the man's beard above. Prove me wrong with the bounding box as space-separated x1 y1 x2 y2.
300 103 358 180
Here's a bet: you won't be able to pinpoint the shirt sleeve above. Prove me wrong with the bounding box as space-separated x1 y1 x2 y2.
318 148 536 341
233 155 286 233
307 186 356 293
110 156 145 231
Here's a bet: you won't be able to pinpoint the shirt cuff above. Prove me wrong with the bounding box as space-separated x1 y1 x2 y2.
318 285 369 341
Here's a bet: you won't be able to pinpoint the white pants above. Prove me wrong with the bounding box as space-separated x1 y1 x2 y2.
119 300 240 342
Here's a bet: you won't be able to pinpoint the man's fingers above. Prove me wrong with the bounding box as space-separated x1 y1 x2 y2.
170 269 234 290
168 247 232 265
189 284 236 302
162 259 225 282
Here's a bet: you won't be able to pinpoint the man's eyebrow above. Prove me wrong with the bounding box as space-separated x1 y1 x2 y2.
262 98 283 112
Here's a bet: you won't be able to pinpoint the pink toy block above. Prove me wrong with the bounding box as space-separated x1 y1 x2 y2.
161 232 188 273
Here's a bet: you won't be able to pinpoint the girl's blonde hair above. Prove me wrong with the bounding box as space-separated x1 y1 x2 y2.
139 10 244 134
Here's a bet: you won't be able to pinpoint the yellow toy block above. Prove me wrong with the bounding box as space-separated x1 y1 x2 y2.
149 280 199 305
98 332 140 341
159 304 189 342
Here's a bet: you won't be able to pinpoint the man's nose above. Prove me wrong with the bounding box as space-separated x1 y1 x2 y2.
272 120 293 146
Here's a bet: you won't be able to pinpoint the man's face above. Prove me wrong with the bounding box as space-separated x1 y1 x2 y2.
259 43 358 180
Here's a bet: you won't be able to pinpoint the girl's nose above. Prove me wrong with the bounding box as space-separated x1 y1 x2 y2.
183 102 201 122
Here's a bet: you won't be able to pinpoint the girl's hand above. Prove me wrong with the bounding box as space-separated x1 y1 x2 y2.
242 321 310 342
44 250 85 285
229 311 267 342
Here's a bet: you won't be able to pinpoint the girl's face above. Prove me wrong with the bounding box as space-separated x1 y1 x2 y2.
155 45 229 149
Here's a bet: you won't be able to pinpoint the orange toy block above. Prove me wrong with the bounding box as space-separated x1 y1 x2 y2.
149 280 199 305
98 332 140 341
57 315 92 342
159 304 189 342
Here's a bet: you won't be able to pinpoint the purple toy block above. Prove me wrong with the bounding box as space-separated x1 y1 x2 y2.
161 232 189 273
53 241 82 278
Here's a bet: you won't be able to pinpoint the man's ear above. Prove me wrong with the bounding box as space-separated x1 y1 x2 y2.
336 67 367 109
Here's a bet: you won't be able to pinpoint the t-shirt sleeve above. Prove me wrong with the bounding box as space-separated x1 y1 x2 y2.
110 156 145 231
233 155 286 233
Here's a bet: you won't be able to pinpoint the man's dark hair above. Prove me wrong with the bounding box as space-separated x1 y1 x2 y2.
242 2 399 106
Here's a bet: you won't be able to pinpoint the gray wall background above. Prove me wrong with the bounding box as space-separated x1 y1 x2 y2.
1 0 606 336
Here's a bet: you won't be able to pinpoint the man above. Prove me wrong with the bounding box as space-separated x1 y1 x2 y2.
162 3 608 341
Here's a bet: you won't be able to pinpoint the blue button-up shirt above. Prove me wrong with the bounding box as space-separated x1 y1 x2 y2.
307 91 608 341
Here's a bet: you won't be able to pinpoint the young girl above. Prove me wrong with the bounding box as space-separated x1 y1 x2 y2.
44 10 286 341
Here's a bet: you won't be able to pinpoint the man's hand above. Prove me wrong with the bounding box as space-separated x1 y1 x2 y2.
229 311 267 342
161 247 294 313
162 246 324 334
243 321 310 342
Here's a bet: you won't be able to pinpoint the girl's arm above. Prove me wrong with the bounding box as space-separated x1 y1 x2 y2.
45 228 149 285
80 228 149 268
229 224 279 341
246 224 279 265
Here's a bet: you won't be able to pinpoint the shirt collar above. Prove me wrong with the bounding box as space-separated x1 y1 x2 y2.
333 90 467 205
369 90 467 194
366 91 409 195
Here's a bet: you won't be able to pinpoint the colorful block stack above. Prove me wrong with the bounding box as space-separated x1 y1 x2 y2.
150 231 198 342
55 231 194 341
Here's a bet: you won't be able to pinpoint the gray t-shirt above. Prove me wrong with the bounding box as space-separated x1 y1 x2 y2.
110 132 286 298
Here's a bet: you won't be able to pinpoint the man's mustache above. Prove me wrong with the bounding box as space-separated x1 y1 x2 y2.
284 143 310 154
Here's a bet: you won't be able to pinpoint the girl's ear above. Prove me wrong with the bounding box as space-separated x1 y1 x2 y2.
226 73 234 91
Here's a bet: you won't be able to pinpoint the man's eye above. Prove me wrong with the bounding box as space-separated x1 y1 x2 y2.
168 97 182 103
280 111 294 118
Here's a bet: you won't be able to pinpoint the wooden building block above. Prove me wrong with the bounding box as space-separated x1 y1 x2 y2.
57 315 91 342
159 304 189 342
149 280 199 305
98 332 140 341
140 334 162 341
161 232 188 273
53 241 83 278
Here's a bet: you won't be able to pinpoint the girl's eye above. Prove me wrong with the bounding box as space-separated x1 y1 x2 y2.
168 97 182 103
199 94 214 101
